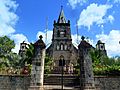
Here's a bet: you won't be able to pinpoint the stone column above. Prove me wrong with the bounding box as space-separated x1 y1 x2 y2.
29 35 46 90
78 36 95 90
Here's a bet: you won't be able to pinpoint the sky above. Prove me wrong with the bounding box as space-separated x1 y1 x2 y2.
0 0 120 57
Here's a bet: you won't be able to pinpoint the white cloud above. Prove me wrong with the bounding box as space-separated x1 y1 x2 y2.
10 34 29 53
107 15 114 23
113 0 120 3
107 0 120 5
67 0 87 9
0 0 28 53
96 30 120 57
77 3 113 30
72 30 120 57
36 30 53 46
71 34 81 48
71 34 95 49
0 0 18 36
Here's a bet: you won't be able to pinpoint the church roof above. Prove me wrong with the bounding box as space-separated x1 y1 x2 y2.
57 6 66 23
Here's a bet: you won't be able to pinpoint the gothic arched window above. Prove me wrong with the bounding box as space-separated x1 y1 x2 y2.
57 45 60 50
61 44 64 50
59 55 65 66
64 44 67 50
57 30 60 37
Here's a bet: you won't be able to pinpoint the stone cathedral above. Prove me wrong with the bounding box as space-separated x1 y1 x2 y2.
19 7 107 74
46 7 78 73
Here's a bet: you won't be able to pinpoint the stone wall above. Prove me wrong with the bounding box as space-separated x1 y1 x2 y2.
95 76 120 90
0 75 30 90
0 75 120 90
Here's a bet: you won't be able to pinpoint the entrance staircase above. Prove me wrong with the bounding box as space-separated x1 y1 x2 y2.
44 74 80 90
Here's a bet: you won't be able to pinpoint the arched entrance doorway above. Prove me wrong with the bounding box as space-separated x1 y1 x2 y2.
59 55 65 66
58 55 65 73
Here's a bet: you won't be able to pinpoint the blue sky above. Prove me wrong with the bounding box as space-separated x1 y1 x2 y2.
0 0 120 57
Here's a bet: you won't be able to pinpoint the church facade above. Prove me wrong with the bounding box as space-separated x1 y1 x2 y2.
46 7 78 73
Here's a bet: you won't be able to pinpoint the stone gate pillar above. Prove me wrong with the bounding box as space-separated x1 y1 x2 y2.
78 36 95 90
29 35 46 90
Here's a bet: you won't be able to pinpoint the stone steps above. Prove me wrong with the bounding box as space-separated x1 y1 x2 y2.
44 74 80 87
43 74 100 90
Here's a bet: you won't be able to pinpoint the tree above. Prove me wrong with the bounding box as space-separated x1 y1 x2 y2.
21 43 53 74
0 36 15 68
0 36 22 74
24 43 34 65
44 55 53 74
90 49 101 67
90 49 120 76
0 36 15 54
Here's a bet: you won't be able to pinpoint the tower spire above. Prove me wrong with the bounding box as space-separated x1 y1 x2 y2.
57 6 66 23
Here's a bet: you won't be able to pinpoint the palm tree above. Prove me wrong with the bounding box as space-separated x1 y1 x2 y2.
25 43 34 64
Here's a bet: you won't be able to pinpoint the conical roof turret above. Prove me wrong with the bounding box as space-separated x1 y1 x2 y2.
57 6 66 23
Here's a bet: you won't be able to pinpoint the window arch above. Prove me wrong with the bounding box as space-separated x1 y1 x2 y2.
64 44 67 50
56 44 60 50
61 44 64 50
59 55 65 66
57 30 60 37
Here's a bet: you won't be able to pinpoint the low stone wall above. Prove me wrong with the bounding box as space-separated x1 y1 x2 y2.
0 75 120 90
0 75 30 90
95 76 120 90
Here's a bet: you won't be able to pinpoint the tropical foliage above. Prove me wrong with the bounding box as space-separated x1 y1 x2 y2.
0 36 15 53
0 36 120 76
74 59 80 75
0 36 22 74
24 43 53 74
44 55 53 74
24 43 34 65
90 49 120 76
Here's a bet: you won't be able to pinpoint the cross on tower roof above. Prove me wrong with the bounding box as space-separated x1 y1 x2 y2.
81 36 85 41
39 35 43 40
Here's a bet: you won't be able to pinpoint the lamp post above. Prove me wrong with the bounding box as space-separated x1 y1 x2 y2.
59 56 65 90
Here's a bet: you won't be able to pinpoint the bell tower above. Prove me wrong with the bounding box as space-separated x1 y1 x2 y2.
52 6 71 41
47 6 78 73
19 41 27 57
96 40 107 56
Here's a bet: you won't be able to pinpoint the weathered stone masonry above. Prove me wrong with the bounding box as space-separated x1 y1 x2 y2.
0 75 120 90
0 75 30 90
29 35 46 90
78 36 95 90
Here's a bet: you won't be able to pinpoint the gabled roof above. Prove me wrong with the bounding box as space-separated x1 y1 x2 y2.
57 6 66 23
